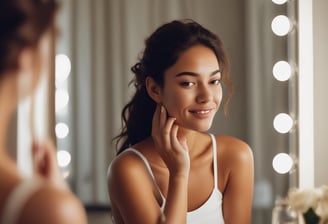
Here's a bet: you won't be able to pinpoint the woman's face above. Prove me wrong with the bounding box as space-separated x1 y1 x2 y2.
160 44 222 132
18 31 50 100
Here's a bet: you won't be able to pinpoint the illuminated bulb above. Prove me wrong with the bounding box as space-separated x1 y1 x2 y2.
57 150 71 167
272 0 287 5
55 89 69 111
273 61 292 81
55 54 71 83
55 123 69 139
271 15 292 36
273 113 293 133
272 153 294 174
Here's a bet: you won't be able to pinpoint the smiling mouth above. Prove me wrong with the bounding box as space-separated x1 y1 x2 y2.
190 109 212 114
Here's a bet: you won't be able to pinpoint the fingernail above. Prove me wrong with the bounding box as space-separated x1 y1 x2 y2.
161 105 164 113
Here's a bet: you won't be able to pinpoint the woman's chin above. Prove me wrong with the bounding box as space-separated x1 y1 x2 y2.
177 123 212 133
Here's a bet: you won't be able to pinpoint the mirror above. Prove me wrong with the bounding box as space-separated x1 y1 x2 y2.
54 0 297 223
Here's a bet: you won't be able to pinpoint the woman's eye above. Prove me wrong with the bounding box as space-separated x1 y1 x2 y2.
211 79 221 85
180 82 194 87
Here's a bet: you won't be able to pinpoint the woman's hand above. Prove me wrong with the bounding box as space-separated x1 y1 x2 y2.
151 104 190 176
32 139 69 191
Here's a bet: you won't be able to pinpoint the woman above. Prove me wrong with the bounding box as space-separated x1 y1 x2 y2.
108 19 254 224
0 1 87 223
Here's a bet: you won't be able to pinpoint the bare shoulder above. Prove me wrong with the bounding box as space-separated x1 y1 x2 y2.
108 150 149 183
107 150 154 201
18 183 87 224
215 135 253 165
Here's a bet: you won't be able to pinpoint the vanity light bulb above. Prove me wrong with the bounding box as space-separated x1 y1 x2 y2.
55 54 71 83
272 0 288 5
272 153 294 174
55 89 69 112
273 61 292 81
55 122 69 139
271 15 292 36
57 150 71 167
273 113 293 133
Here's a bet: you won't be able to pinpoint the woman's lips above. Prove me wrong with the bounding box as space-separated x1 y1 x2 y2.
189 108 214 118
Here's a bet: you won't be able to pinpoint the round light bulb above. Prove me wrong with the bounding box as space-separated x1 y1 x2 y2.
57 150 71 167
273 113 293 133
272 0 288 5
55 122 69 139
55 89 69 111
273 61 292 81
271 15 292 36
55 54 71 83
272 153 294 174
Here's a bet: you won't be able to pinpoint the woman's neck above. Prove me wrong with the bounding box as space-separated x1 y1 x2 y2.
177 128 209 158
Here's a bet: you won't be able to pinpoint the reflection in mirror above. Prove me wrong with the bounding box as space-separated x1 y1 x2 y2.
55 0 295 223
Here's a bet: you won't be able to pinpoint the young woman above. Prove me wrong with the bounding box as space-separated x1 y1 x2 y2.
108 19 254 224
0 1 87 223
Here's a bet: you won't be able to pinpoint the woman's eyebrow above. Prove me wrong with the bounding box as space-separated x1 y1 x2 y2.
175 69 221 77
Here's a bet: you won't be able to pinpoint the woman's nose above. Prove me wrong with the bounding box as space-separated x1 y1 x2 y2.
196 84 212 103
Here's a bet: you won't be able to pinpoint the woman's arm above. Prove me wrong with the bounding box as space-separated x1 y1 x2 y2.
108 105 190 224
221 138 254 224
108 154 189 224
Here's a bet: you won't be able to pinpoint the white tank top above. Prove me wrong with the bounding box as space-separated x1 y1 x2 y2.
125 134 224 224
0 178 43 224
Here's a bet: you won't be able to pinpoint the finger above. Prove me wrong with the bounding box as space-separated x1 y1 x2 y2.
161 117 176 149
152 104 161 136
159 105 167 128
32 140 58 177
32 142 44 173
43 139 60 176
170 124 181 151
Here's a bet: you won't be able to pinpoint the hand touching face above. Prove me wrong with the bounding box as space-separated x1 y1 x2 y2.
151 104 190 176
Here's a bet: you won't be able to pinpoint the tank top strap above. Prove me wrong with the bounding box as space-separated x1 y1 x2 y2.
1 177 43 224
209 134 218 189
124 148 166 201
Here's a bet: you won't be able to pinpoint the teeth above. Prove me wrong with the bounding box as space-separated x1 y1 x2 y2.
194 110 210 114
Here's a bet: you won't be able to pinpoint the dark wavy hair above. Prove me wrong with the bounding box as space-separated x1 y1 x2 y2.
114 19 233 154
0 0 58 75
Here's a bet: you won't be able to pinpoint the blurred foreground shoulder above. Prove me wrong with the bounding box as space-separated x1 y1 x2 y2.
19 183 87 224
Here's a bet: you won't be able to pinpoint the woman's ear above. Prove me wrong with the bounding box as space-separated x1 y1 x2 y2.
146 76 162 103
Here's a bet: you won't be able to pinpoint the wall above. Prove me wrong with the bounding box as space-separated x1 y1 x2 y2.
313 0 328 186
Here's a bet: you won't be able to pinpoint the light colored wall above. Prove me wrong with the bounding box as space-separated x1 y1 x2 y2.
313 0 328 186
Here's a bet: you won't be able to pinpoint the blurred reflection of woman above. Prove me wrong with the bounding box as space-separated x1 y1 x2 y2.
0 1 87 223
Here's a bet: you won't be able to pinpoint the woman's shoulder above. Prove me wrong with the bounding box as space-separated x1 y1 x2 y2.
109 138 154 176
214 134 253 163
108 144 155 190
107 145 159 208
18 182 87 224
109 145 150 175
